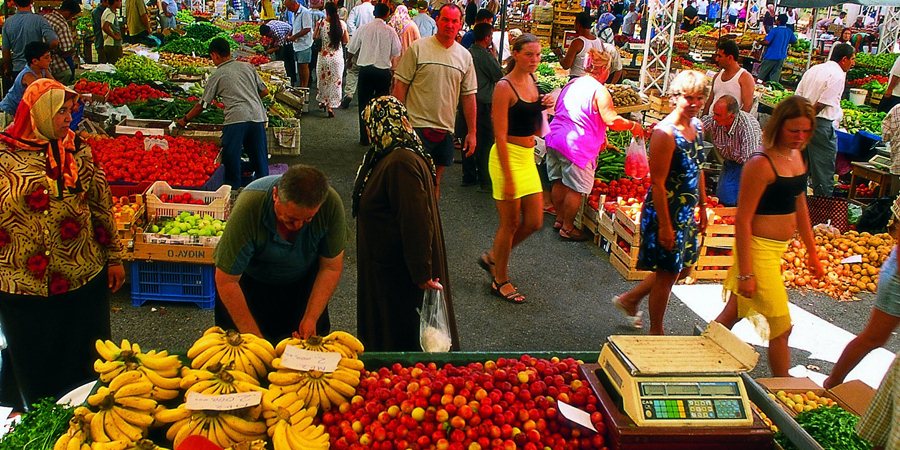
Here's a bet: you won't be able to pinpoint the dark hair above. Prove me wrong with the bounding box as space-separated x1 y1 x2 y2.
716 95 739 115
60 0 81 13
575 12 594 29
374 2 390 18
839 10 846 16
830 42 855 63
24 41 50 65
277 165 330 208
776 13 787 25
13 0 32 7
259 24 272 36
208 37 231 57
325 3 342 50
505 33 540 74
473 22 492 41
475 8 494 23
438 3 463 19
717 39 739 60
417 0 427 9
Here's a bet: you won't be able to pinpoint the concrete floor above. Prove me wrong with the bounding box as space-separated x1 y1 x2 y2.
111 97 899 380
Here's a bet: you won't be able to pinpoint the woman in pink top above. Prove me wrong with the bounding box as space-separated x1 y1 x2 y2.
545 48 644 241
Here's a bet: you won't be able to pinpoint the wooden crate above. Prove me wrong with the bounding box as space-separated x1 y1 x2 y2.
611 252 651 280
691 207 737 280
131 234 216 264
610 206 651 280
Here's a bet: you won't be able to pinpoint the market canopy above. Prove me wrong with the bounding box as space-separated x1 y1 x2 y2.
777 0 900 7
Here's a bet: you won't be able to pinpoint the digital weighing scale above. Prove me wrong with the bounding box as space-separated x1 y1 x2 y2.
598 322 759 428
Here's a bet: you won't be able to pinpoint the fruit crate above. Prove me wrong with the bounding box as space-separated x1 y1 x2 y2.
130 261 216 309
131 232 217 264
691 207 737 280
575 195 601 235
610 206 650 280
144 181 232 221
267 117 301 156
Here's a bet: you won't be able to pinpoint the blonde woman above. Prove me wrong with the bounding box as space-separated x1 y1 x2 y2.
613 70 709 334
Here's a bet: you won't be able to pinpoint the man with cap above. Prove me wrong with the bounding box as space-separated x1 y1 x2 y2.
412 1 436 38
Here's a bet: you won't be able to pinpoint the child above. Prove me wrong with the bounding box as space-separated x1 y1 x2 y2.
0 41 54 117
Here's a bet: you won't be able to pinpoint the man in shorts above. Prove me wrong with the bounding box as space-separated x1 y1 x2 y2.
286 0 314 87
393 3 477 198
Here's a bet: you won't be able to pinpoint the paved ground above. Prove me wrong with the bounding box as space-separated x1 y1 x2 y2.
111 97 899 380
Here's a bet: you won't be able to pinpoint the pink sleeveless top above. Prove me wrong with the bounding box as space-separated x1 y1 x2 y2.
545 76 607 169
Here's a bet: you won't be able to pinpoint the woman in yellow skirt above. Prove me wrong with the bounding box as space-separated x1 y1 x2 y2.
714 95 825 376
478 34 555 304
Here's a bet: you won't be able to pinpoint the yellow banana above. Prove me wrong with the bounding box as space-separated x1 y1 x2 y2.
87 387 112 408
322 342 354 359
313 381 330 411
94 359 125 375
233 380 263 393
219 413 267 437
91 411 111 443
179 369 215 390
139 367 181 390
186 334 224 359
109 371 144 392
187 379 220 395
244 339 276 363
203 326 226 336
268 370 303 386
337 357 365 372
119 339 132 353
286 423 329 450
111 405 154 428
131 342 141 354
91 440 129 450
209 418 233 448
136 353 181 372
217 415 254 444
325 331 365 354
165 417 187 442
53 432 71 450
102 409 129 442
155 406 192 424
65 431 83 450
95 340 120 361
113 381 153 400
115 396 157 412
271 421 291 450
331 367 361 387
190 344 228 369
320 382 347 408
149 386 180 402
326 376 357 398
173 416 204 448
229 368 260 385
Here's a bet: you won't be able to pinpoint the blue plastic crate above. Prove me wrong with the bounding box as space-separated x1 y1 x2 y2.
130 261 216 309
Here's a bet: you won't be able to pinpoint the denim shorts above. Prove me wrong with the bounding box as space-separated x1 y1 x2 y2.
415 128 455 167
875 248 900 317
295 48 312 64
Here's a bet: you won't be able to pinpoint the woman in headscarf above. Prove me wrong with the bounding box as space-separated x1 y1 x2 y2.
0 79 124 407
388 5 421 58
596 12 616 43
354 96 459 352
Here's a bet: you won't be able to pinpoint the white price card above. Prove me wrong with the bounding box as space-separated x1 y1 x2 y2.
841 255 863 264
280 345 342 372
185 391 262 411
557 400 598 433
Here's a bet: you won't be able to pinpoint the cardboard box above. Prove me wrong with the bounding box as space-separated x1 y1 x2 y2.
115 119 173 136
756 377 875 417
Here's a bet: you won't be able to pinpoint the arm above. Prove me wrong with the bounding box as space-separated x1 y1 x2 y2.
887 75 900 98
347 6 358 34
392 80 410 103
176 102 204 127
342 24 349 45
215 269 264 336
462 93 476 157
297 252 343 338
141 12 151 32
795 194 824 278
558 38 584 70
648 127 677 249
733 156 771 297
84 146 125 292
314 21 322 39
702 76 717 116
492 81 516 200
595 86 644 137
22 72 39 86
103 20 122 41
739 71 755 112
2 47 10 76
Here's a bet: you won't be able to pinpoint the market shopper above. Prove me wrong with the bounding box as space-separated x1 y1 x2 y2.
389 5 421 57
393 3 477 198
681 0 699 31
714 96 823 377
479 34 554 304
354 96 459 352
613 70 709 334
546 48 644 241
124 0 152 43
621 3 638 37
0 79 125 406
159 0 179 30
707 0 720 23
757 14 797 84
177 38 269 188
856 348 900 448
556 12 623 84
343 0 376 109
91 0 109 63
878 50 900 113
314 2 348 117
460 9 494 49
43 0 80 84
260 20 298 86
101 0 124 64
703 39 754 115
347 2 401 145
795 43 854 196
0 42 54 116
701 95 762 206
286 0 314 88
213 165 346 342
412 1 437 38
595 12 615 44
468 23 504 192
1 0 59 85
827 28 852 60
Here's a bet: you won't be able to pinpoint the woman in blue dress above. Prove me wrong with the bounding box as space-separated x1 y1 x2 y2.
613 70 709 335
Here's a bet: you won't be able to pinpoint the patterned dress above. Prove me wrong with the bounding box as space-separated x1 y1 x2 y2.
316 20 346 109
637 117 705 273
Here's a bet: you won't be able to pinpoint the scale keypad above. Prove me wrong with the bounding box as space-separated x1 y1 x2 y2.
641 399 744 420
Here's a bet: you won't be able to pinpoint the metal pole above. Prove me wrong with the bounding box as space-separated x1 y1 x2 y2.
498 0 508 63
807 7 816 72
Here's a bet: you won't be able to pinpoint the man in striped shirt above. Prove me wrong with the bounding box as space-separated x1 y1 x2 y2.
260 20 297 85
701 95 762 206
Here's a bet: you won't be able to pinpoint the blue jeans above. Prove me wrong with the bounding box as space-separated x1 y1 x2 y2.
716 160 742 206
222 122 268 188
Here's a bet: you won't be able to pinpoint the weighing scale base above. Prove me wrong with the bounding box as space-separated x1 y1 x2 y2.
580 364 774 450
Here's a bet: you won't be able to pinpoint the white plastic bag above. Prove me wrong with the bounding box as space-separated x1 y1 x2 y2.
419 287 452 353
624 137 649 179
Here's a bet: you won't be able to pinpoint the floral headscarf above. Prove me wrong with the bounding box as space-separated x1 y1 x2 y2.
388 5 414 33
351 96 435 217
1 79 81 198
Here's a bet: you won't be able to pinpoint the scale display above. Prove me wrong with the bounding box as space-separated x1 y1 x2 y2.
637 381 747 421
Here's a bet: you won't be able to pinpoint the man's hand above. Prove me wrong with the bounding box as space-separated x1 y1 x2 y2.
418 278 443 290
108 263 125 292
295 316 318 339
175 117 187 128
463 131 476 157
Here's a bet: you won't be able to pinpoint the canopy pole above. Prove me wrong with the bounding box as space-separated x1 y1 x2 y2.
498 0 508 63
807 7 816 71
879 7 900 54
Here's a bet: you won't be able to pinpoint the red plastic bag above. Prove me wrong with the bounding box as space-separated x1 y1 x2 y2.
624 137 649 179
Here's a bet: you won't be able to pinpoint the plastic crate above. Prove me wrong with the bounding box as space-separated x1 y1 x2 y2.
144 181 231 220
130 261 216 309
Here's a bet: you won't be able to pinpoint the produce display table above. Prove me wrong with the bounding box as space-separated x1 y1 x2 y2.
849 161 893 201
615 103 650 115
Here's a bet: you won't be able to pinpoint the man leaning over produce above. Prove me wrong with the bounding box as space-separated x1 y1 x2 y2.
212 165 347 343
795 43 854 196
701 95 762 206
177 38 269 189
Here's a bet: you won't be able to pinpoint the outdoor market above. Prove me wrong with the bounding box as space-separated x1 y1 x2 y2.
0 0 899 448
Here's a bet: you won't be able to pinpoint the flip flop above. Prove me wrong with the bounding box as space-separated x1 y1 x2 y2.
477 252 494 276
553 221 563 230
612 295 643 329
560 228 592 242
492 279 525 304
543 205 557 216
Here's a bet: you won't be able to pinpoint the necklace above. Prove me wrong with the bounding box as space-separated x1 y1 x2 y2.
771 148 794 161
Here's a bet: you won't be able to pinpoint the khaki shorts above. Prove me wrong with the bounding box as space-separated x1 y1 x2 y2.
545 148 597 194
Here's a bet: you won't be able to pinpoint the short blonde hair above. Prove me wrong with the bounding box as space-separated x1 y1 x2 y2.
668 70 709 97
586 47 612 73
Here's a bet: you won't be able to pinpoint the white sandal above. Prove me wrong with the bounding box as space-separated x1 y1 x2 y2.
612 295 644 329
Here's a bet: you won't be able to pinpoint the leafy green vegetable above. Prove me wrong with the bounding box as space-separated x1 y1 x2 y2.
77 71 125 87
0 398 73 450
790 38 811 53
130 98 224 124
176 9 195 24
204 33 239 51
536 62 555 77
855 53 899 72
184 22 224 42
75 15 93 35
114 55 168 84
160 37 207 55
775 406 872 450
540 48 558 64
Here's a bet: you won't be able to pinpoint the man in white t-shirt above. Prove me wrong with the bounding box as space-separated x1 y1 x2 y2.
696 0 708 21
285 0 313 88
393 3 477 198
879 53 900 113
342 0 375 108
795 43 855 196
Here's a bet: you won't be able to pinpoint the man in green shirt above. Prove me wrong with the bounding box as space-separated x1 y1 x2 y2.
124 0 151 43
213 166 347 342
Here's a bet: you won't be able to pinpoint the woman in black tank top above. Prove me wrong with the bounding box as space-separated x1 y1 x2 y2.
713 96 826 377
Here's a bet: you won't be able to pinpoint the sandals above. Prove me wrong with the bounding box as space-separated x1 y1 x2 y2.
477 252 494 276
560 228 591 242
492 279 526 304
543 205 557 216
612 295 643 329
553 221 563 231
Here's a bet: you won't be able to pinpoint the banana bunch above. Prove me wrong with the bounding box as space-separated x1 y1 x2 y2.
268 357 363 410
186 327 277 380
225 441 267 450
94 340 182 401
274 331 365 359
156 405 268 449
180 362 263 395
54 407 96 450
262 390 329 450
124 440 170 450
86 371 157 444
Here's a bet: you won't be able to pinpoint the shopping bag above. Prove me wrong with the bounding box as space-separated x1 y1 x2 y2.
419 287 452 353
624 137 649 179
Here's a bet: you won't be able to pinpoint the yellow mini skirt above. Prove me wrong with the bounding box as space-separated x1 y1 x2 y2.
723 235 792 340
488 142 543 201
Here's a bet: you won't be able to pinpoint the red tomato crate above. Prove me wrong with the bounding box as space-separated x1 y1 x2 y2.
130 261 216 309
144 181 231 221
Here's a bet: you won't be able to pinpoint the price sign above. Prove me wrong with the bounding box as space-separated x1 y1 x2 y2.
185 391 262 411
280 345 342 372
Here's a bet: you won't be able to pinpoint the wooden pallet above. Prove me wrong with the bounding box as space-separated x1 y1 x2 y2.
692 207 737 280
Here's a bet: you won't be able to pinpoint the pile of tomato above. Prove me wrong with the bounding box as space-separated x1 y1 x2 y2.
107 83 171 106
87 133 220 188
586 177 651 212
73 79 111 97
237 55 271 65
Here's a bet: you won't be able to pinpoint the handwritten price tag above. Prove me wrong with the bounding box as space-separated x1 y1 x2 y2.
280 345 342 372
185 391 262 411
